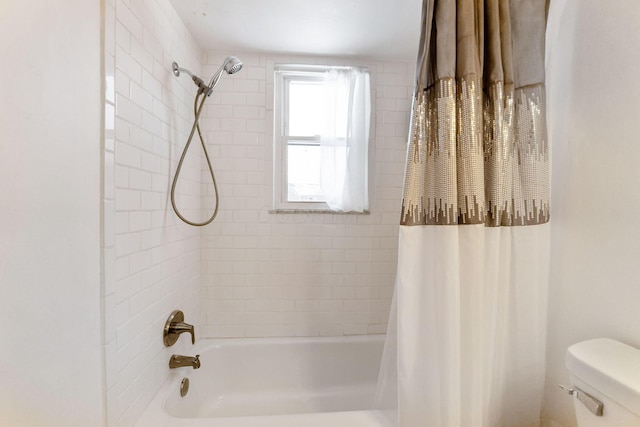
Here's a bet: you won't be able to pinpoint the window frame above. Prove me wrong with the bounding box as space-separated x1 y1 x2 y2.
273 65 332 211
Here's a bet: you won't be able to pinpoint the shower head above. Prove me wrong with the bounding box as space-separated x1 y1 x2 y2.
206 56 243 92
222 56 243 75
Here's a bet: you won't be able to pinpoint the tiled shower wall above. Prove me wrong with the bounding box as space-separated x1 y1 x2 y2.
199 52 414 338
104 0 204 425
104 1 415 424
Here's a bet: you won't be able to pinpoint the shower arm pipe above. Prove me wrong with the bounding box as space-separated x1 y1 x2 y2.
170 92 220 226
173 63 196 79
172 62 211 96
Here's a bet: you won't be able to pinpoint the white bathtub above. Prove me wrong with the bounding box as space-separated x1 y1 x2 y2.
134 335 396 427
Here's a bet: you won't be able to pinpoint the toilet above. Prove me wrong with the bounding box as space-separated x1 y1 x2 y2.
566 338 640 426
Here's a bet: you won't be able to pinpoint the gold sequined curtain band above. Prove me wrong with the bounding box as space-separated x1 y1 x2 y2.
400 78 549 227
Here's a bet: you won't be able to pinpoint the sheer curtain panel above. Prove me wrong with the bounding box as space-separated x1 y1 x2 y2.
320 68 371 213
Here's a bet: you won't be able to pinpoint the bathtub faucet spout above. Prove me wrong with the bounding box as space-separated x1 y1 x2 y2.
169 354 201 369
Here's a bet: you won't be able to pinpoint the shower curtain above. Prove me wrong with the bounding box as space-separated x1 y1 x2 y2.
377 1 551 426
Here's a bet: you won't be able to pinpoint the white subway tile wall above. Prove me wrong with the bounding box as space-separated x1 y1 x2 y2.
104 0 203 426
199 53 413 339
106 2 414 426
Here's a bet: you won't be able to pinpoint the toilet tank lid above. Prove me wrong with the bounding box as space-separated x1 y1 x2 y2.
566 338 640 416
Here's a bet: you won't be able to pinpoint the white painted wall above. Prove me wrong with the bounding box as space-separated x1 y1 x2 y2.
542 1 640 426
0 1 104 426
198 52 412 338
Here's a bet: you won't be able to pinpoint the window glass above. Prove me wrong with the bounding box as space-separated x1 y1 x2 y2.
288 80 323 137
287 144 323 202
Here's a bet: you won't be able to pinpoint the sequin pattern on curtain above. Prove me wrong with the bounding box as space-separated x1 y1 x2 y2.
401 79 549 226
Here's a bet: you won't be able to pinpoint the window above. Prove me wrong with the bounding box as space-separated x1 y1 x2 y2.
273 65 371 213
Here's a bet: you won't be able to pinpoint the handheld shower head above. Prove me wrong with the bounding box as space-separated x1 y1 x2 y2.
206 56 243 92
222 56 243 74
169 55 244 226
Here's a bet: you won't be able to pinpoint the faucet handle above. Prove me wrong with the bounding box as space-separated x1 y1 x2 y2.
174 322 195 345
163 310 195 346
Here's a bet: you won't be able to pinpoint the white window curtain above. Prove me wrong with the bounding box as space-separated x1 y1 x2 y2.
319 68 371 213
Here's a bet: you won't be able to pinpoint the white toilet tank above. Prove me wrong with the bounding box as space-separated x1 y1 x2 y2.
566 338 640 427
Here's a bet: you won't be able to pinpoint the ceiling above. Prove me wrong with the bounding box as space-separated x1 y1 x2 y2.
169 0 423 60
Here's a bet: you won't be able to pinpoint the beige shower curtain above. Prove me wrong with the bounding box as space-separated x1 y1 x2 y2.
377 1 551 426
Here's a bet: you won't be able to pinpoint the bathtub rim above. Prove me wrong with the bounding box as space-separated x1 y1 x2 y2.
134 334 391 427
189 333 386 350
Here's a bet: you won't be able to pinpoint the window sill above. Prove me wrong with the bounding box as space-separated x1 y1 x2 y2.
268 209 370 215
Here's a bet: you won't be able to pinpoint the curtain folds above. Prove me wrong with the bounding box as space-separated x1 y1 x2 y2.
402 0 550 227
320 68 371 213
376 1 551 426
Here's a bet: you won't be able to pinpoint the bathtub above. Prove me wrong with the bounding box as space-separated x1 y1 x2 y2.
134 335 396 427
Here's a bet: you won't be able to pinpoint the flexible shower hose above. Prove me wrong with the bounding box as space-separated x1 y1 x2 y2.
170 92 220 226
